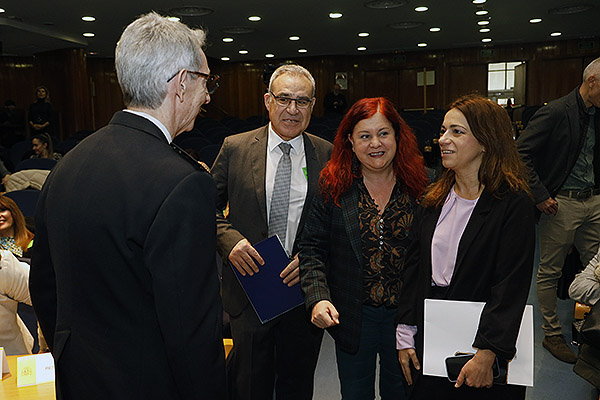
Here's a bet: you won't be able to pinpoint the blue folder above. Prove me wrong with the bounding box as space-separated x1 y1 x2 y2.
231 236 304 323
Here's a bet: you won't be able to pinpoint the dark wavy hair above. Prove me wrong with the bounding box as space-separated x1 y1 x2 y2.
319 97 428 205
0 195 34 253
422 94 531 208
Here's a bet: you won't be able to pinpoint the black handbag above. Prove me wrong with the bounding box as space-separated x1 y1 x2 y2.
580 302 600 347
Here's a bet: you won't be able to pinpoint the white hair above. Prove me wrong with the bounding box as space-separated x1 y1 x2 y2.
115 12 207 109
268 64 316 98
583 57 600 82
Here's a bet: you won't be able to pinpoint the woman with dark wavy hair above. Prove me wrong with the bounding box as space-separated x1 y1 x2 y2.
299 97 427 399
396 94 534 400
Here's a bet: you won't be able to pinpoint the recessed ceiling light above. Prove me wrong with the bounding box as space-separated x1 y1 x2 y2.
365 0 408 9
482 37 492 42
417 42 427 47
357 46 367 51
415 6 428 12
550 31 562 37
529 18 542 23
298 48 308 53
83 32 95 37
289 36 300 41
168 6 213 17
88 51 98 55
222 37 234 43
167 17 180 22
238 49 248 54
248 16 261 21
329 12 343 19
221 57 230 61
82 16 95 22
479 27 491 33
358 32 370 37
477 20 490 26
475 10 488 16
265 53 275 58
472 0 486 3
429 27 441 32
0 8 5 13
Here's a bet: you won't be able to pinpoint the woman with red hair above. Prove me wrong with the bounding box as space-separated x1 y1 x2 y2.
299 97 427 399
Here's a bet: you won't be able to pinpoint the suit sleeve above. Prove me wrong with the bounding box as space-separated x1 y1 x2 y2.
144 171 225 400
0 250 31 305
211 137 246 260
516 106 560 204
29 186 58 351
298 192 333 310
472 192 535 361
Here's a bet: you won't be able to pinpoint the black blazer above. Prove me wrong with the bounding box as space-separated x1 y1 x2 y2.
29 112 225 399
299 180 418 353
212 125 332 316
397 187 535 362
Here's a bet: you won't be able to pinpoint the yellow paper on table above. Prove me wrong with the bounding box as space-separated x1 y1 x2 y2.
17 353 55 387
1 347 9 380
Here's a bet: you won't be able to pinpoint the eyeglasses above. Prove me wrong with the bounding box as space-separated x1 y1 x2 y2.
167 69 220 95
269 91 314 109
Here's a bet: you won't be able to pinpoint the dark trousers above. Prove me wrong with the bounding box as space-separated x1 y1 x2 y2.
335 305 407 400
227 304 323 400
409 374 526 400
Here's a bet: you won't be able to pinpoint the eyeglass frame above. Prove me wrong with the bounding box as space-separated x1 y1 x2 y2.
269 91 314 109
167 69 220 95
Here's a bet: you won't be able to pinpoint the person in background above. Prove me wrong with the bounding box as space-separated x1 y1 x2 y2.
0 195 34 257
0 249 34 355
517 57 600 364
324 83 348 117
212 64 332 400
299 97 427 399
29 12 224 399
31 132 61 161
397 95 535 399
28 86 53 135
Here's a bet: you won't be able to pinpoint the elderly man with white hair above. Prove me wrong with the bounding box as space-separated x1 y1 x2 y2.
29 12 225 399
518 57 600 364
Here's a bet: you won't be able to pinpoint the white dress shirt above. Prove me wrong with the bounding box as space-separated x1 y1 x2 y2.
265 123 308 255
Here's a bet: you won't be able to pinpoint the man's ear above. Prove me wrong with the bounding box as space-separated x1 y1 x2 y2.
174 70 188 102
263 92 271 110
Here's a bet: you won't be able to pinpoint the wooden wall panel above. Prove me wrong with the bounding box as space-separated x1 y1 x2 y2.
526 57 583 104
364 70 399 106
87 58 124 130
446 64 488 107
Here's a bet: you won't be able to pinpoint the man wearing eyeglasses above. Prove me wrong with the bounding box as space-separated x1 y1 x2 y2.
212 64 332 400
29 13 225 399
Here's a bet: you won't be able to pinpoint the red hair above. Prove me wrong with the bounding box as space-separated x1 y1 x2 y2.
319 97 428 205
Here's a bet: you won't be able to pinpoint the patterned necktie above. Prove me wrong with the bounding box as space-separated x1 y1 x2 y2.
269 142 292 245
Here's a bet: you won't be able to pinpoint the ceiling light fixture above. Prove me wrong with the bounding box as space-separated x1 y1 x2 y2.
289 36 300 41
415 6 428 12
265 53 275 58
482 37 492 42
0 8 5 13
429 27 441 32
358 32 370 37
248 16 261 21
82 16 95 22
477 20 490 25
222 37 234 43
550 32 562 37
238 49 248 54
329 12 343 19
529 18 542 23
167 17 180 22
168 6 213 17
83 32 95 37
364 0 408 9
472 0 486 3
417 42 427 47
298 48 308 53
475 10 488 16
479 27 491 33
221 57 230 61
357 46 367 51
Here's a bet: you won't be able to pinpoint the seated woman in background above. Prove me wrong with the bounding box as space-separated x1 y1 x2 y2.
0 249 35 355
0 195 34 257
299 97 428 399
396 94 535 400
31 132 61 161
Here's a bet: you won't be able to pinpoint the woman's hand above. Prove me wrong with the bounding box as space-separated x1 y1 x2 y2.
398 348 420 385
310 300 339 329
455 349 496 389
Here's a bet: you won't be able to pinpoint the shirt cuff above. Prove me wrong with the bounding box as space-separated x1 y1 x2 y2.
396 324 418 350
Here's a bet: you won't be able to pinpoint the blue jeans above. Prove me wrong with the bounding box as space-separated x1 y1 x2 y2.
335 305 407 400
